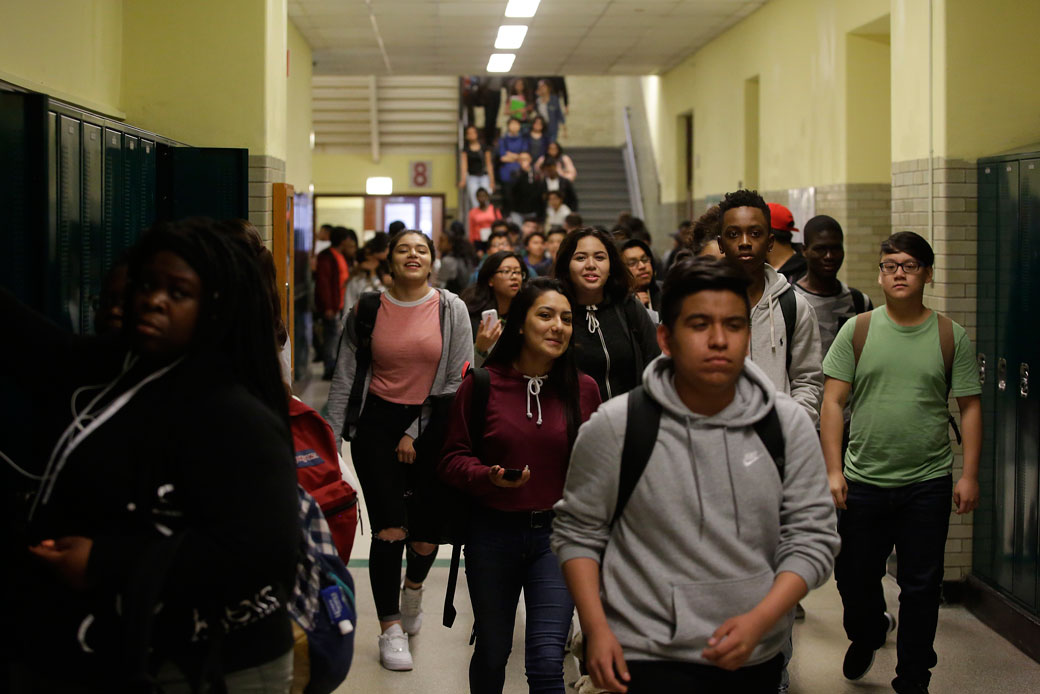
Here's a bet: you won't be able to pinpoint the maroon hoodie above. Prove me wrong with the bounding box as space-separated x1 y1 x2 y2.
439 363 600 511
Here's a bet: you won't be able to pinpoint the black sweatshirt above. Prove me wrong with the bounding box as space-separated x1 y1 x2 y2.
1 290 299 685
571 293 661 402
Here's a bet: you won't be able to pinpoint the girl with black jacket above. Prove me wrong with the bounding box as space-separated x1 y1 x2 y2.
3 219 299 692
439 278 601 694
552 227 661 401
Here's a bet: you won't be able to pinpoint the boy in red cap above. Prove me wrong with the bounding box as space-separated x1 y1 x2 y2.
766 203 807 283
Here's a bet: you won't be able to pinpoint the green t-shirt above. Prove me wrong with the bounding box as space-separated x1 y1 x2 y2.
823 307 981 487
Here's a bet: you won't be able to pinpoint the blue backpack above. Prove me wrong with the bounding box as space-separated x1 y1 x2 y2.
290 487 357 694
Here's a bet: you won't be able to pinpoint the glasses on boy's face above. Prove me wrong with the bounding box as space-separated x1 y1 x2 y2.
625 256 652 269
879 260 923 275
496 268 524 278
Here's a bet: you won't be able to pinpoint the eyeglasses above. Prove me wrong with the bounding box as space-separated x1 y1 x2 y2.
879 260 924 275
625 256 652 269
495 268 524 278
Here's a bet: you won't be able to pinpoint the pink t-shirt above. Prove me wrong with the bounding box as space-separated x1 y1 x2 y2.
368 290 443 405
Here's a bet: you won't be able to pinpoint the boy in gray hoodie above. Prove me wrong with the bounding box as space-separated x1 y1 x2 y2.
716 190 824 425
552 258 839 693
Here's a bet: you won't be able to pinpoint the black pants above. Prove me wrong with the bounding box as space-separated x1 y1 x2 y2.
625 654 783 693
350 393 441 620
835 475 952 688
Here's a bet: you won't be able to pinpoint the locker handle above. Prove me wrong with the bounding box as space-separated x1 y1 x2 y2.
1021 363 1031 399
977 353 986 385
997 358 1007 392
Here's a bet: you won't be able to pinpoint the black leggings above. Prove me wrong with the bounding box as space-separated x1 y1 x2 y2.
351 393 441 620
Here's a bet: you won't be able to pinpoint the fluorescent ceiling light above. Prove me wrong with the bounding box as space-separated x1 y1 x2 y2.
495 25 528 50
366 177 392 195
487 53 516 73
505 0 540 19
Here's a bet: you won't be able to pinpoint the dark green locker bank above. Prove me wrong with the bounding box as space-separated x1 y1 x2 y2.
973 151 1040 624
0 88 248 333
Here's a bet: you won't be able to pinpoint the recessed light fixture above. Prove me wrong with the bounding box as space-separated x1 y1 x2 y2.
495 25 528 50
505 0 540 19
487 53 516 73
366 177 393 195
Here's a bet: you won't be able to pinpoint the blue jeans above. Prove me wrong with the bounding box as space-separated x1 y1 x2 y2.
835 475 952 688
465 507 574 694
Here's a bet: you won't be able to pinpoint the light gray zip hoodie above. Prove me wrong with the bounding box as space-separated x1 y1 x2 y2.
326 288 474 441
552 355 839 666
751 264 824 425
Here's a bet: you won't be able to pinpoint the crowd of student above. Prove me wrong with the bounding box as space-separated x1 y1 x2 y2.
0 186 981 694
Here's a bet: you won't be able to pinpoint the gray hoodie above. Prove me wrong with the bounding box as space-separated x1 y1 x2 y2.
326 288 474 441
751 264 824 425
552 355 838 666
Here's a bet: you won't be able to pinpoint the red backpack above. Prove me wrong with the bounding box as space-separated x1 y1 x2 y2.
289 397 358 563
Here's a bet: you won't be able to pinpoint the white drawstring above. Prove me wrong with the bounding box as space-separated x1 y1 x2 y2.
524 375 545 426
768 294 777 354
585 305 600 334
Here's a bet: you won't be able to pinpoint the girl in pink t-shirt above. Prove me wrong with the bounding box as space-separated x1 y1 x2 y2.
326 229 473 672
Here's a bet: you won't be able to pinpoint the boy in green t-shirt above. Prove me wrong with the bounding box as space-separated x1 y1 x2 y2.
820 232 982 694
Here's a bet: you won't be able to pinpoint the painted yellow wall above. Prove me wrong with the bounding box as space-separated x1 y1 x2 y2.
313 152 458 210
285 20 313 190
943 0 1040 159
890 0 945 163
264 0 288 160
846 29 891 182
122 0 274 154
653 0 891 202
0 0 124 117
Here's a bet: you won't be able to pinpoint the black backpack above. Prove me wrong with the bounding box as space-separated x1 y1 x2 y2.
611 386 787 528
777 289 797 374
441 367 491 629
342 292 383 440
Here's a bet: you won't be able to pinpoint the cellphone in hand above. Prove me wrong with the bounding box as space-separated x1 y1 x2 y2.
501 467 524 482
480 309 498 331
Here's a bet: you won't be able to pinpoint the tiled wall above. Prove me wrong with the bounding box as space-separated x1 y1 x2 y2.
248 154 286 246
892 156 979 582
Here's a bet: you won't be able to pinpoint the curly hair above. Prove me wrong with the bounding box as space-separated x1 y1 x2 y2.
717 189 771 230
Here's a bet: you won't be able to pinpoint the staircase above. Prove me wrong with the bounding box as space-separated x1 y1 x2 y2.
567 147 631 230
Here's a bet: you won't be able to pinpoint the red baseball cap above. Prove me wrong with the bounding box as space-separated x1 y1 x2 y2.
767 203 798 232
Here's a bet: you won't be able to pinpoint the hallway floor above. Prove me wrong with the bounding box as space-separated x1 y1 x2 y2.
297 372 1040 694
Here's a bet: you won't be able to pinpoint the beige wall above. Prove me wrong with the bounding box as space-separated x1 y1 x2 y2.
652 0 891 202
0 0 124 117
313 152 458 210
285 20 313 191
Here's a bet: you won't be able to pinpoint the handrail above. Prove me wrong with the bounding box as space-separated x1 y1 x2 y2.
622 106 645 219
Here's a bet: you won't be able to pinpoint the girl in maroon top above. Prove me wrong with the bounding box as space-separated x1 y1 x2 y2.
440 277 601 694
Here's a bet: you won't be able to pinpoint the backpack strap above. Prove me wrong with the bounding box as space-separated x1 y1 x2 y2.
849 287 866 315
443 366 491 629
342 292 382 439
778 289 797 373
611 386 662 528
752 406 786 481
851 310 873 370
936 313 962 444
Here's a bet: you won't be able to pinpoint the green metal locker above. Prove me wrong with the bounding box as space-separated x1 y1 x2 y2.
54 115 81 333
123 134 142 250
974 150 1040 617
81 122 103 335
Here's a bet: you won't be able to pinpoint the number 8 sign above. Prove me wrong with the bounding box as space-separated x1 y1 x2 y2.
410 160 432 189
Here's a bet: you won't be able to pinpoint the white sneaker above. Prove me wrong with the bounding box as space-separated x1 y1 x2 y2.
885 611 897 636
378 624 413 671
400 585 424 636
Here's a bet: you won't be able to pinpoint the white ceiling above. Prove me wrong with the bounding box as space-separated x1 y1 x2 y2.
290 0 768 76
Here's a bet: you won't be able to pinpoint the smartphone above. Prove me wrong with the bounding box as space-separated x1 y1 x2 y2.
480 308 498 331
501 467 524 482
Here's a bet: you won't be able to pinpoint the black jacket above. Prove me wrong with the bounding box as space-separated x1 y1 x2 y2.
508 167 543 216
2 291 299 686
572 294 661 402
538 176 578 214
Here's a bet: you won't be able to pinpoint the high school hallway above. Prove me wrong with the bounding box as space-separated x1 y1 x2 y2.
297 373 1040 694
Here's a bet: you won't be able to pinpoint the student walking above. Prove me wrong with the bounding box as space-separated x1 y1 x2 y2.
552 257 839 694
327 230 474 672
821 232 982 694
5 219 300 692
715 190 824 424
315 226 351 379
620 238 662 316
794 215 873 354
552 227 660 401
459 125 495 210
765 203 807 283
440 278 601 694
461 251 528 366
